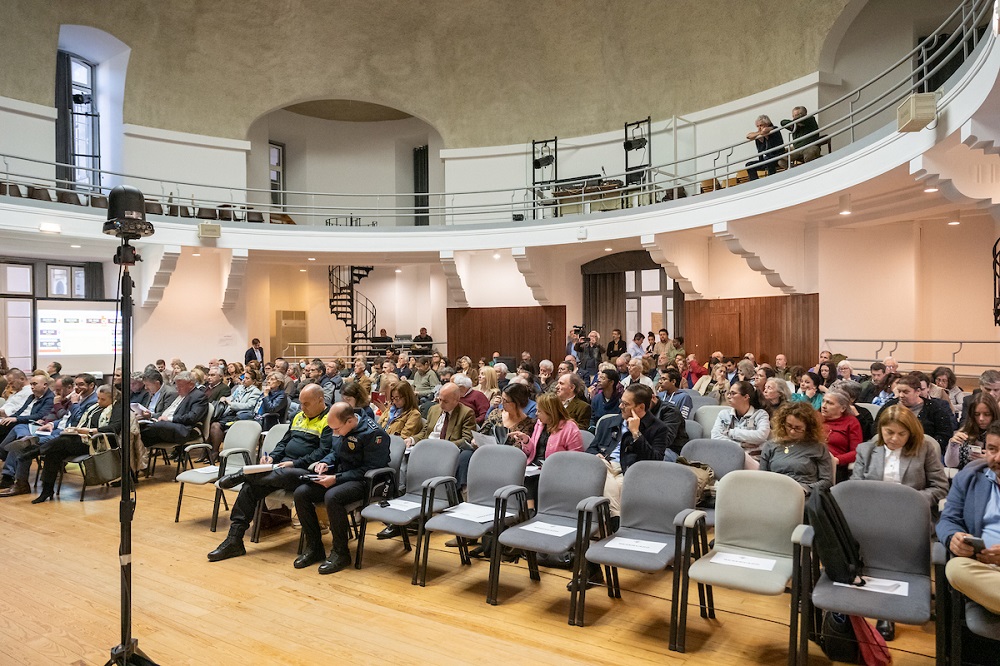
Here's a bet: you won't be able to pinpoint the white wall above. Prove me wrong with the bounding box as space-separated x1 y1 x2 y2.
246 110 445 227
0 97 55 182
453 250 537 308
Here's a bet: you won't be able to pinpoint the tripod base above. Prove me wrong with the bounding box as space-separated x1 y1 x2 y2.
106 640 159 666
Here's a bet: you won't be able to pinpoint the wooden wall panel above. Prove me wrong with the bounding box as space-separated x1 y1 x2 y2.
447 306 567 366
683 294 818 368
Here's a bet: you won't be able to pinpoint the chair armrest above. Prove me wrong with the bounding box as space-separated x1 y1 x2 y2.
184 443 212 453
576 495 610 514
422 475 457 490
219 447 251 460
494 484 527 500
932 541 948 566
364 465 393 480
364 466 398 502
674 508 706 528
792 524 814 548
70 454 91 464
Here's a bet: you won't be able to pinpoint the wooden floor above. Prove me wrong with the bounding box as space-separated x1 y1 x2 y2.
0 468 938 666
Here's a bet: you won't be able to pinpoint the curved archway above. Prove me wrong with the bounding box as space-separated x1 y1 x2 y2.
818 0 872 72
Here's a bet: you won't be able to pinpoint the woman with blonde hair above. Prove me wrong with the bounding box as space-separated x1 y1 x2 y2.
510 392 583 466
476 365 499 401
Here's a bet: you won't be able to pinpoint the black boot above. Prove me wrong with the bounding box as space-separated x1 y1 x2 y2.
318 549 352 575
207 535 247 562
31 485 55 504
0 475 13 490
876 619 895 641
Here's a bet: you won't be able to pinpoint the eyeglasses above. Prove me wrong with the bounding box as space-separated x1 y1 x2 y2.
785 423 806 432
726 391 742 397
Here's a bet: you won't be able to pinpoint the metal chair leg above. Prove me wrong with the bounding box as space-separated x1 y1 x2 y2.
174 483 185 522
354 517 368 569
210 488 223 532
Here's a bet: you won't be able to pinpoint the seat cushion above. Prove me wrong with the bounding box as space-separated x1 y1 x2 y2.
687 545 794 595
966 601 1000 639
360 492 450 526
176 469 218 485
498 513 593 555
586 526 677 572
811 568 931 625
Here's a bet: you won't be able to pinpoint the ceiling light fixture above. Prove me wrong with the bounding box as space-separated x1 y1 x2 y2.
923 186 938 193
948 210 961 226
300 268 307 272
70 244 81 249
307 257 316 261
838 193 852 216
39 221 61 234
493 252 501 260
395 268 402 273
604 247 613 252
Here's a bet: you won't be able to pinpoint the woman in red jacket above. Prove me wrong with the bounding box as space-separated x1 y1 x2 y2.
821 389 863 482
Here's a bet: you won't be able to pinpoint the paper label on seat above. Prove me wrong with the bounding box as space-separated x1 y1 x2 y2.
604 537 667 554
193 465 221 475
710 552 777 571
443 503 512 523
519 521 576 537
386 499 421 511
524 466 541 477
833 576 909 596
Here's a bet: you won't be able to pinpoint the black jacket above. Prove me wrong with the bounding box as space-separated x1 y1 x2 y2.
171 387 209 429
587 411 669 472
318 415 391 485
875 397 954 449
650 397 688 456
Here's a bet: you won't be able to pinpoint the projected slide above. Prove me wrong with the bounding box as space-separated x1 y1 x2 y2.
36 300 121 374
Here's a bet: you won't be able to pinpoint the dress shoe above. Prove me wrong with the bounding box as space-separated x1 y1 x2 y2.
18 444 41 460
566 564 604 591
876 619 895 641
216 471 246 490
318 552 352 575
207 536 246 562
31 489 55 504
376 525 401 540
0 481 31 497
293 549 326 569
0 475 13 490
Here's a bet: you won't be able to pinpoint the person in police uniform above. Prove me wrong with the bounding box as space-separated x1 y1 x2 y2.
207 384 333 563
294 401 390 574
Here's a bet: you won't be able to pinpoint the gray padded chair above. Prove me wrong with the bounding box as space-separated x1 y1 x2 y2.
948 589 1000 666
354 438 460 570
680 388 700 399
492 450 609 624
583 461 705 637
792 481 946 666
683 420 703 441
856 402 880 420
690 394 720 414
174 420 261 530
674 470 806 655
679 438 746 526
246 423 290 543
692 404 726 436
579 429 596 449
415 445 528 589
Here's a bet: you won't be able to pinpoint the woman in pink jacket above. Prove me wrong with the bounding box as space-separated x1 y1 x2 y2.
513 392 584 466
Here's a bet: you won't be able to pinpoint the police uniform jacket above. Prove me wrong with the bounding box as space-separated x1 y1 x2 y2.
317 414 390 485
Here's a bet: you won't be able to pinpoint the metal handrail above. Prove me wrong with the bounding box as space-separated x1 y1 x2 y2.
0 0 993 224
824 338 1000 374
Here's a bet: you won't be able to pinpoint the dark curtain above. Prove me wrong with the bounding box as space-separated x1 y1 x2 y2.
84 262 104 299
413 145 429 226
673 282 685 340
55 51 74 188
582 272 625 343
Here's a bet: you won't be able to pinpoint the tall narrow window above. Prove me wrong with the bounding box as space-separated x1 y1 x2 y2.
269 142 285 208
413 145 429 226
55 51 100 191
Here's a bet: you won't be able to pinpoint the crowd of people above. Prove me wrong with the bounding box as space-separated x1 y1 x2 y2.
2 327 998 631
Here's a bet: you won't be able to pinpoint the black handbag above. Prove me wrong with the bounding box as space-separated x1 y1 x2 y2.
81 448 122 486
819 611 860 663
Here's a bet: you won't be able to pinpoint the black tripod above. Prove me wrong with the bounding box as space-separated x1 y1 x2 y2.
103 186 158 666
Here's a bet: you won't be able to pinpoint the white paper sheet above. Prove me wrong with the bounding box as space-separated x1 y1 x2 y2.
386 498 422 511
471 431 498 449
443 503 513 523
524 465 541 478
194 465 221 475
519 521 576 537
710 552 777 571
832 576 909 596
604 537 667 554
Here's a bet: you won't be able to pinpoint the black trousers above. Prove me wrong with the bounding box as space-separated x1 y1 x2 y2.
39 435 89 488
228 467 311 538
141 422 193 445
293 479 366 557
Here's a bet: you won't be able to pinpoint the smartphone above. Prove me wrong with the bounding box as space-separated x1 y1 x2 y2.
963 535 986 555
301 474 322 482
371 391 383 403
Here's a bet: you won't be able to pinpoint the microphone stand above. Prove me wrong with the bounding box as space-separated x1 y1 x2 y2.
105 237 157 666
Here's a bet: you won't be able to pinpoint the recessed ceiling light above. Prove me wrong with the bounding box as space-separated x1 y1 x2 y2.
300 268 307 272
923 186 938 193
492 252 501 260
395 268 402 273
604 247 613 252
948 220 960 226
191 252 201 257
70 244 81 249
838 193 851 216
39 222 61 234
307 257 316 261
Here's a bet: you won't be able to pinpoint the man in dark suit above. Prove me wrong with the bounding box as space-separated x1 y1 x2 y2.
140 371 209 446
0 373 53 442
586 384 669 515
244 338 264 366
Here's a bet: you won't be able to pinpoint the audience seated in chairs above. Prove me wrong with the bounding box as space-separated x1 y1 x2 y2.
778 105 821 166
207 368 264 460
453 373 489 425
589 368 622 431
482 382 536 441
377 380 423 440
744 114 783 180
946 391 1000 471
710 380 771 464
875 373 954 450
140 370 209 450
554 372 592 431
820 389 863 483
32 384 119 504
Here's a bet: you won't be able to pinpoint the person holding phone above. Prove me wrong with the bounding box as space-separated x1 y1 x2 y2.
937 421 1000 615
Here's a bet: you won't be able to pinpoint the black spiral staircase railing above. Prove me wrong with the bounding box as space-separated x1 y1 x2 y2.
329 265 376 356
